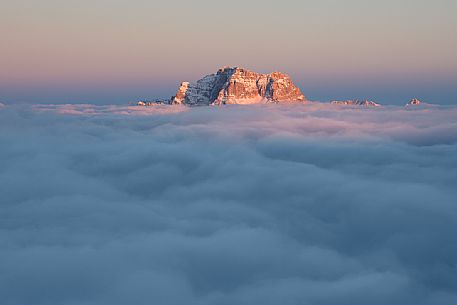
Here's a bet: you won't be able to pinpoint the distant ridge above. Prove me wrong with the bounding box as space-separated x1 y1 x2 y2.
330 100 381 107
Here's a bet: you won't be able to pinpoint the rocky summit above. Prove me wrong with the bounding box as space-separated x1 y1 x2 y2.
406 98 422 106
171 67 306 106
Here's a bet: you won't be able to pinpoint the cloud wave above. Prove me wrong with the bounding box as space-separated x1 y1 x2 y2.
1 103 457 305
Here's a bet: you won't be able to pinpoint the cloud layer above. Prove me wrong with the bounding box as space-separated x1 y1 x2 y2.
1 103 457 305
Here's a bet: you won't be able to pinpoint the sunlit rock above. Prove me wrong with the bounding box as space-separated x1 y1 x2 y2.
170 67 306 106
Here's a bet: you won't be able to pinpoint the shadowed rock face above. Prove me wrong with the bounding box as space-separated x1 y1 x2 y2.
171 67 306 105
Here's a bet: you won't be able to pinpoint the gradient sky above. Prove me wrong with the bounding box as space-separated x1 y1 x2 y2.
1 0 456 104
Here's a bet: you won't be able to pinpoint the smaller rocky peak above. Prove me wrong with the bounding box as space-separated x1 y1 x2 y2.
406 98 422 106
331 100 381 107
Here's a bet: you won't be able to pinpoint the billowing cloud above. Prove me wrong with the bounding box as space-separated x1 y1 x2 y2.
1 103 457 305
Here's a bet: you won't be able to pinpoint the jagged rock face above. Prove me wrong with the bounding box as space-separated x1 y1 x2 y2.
171 67 306 105
172 82 190 104
331 100 381 107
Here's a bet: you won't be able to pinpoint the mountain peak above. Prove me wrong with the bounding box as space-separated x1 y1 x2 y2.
171 67 306 106
407 98 422 106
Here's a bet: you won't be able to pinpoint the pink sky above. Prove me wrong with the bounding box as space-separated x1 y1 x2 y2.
1 0 456 104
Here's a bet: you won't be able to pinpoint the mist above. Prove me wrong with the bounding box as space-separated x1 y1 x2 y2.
1 103 457 305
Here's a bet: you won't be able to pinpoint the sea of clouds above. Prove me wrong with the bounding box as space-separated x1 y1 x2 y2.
1 102 457 305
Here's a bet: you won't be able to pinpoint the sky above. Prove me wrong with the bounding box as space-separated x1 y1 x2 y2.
1 103 457 304
1 0 457 104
